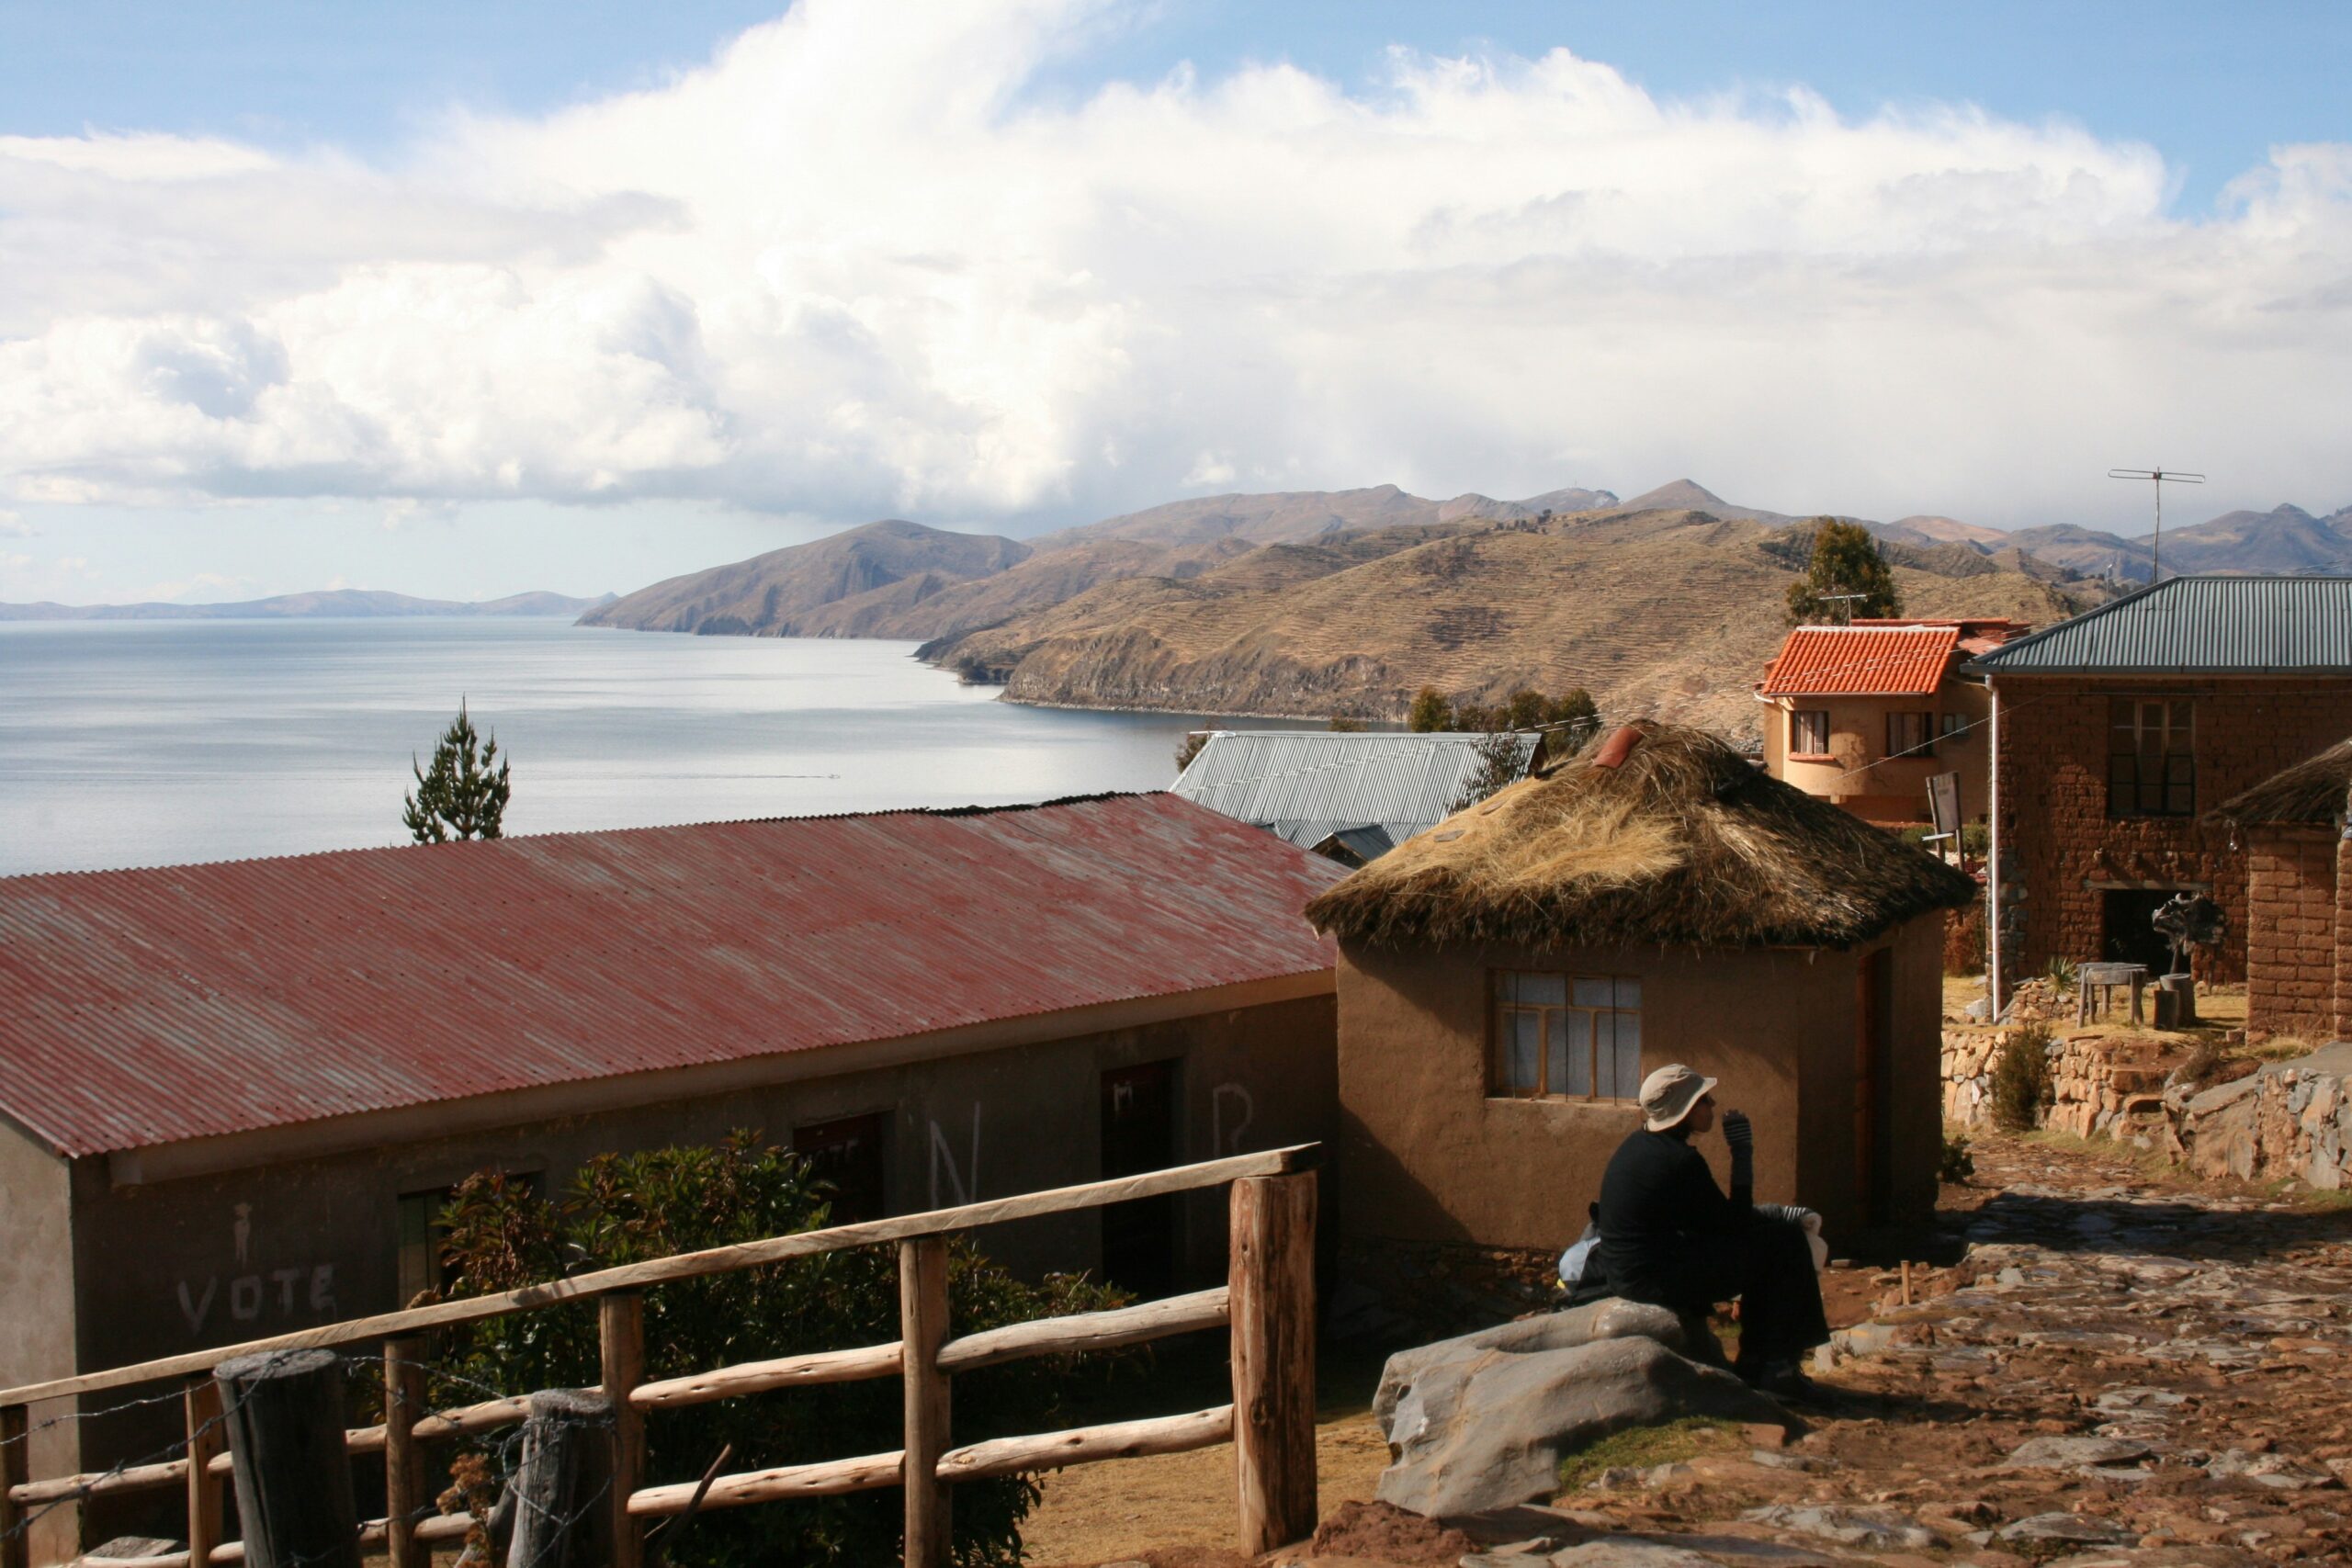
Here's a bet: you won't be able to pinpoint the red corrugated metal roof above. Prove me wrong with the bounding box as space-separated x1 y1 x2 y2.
0 795 1345 1158
1758 625 1963 697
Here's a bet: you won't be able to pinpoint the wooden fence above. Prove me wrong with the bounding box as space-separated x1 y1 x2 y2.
0 1145 1319 1568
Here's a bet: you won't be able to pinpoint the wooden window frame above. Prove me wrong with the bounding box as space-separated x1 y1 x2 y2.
2107 696 2195 818
1488 971 1643 1102
1789 709 1830 759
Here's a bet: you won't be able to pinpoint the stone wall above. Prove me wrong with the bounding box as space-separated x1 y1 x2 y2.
2246 824 2341 1039
1990 675 2352 983
1941 1025 2175 1137
2175 1043 2352 1190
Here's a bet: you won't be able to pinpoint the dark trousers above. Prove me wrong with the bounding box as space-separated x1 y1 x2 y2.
1618 1217 1830 1368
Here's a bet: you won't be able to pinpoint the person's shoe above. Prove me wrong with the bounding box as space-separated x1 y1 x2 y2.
1738 1358 1826 1404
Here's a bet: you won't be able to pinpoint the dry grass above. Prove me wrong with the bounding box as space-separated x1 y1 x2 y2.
1306 721 1975 951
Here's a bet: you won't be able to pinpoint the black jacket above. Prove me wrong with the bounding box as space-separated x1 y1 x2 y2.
1593 1127 1752 1309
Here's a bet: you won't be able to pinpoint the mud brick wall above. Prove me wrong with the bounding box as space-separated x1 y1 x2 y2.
2339 833 2352 1041
2247 824 2343 1039
1991 676 2352 984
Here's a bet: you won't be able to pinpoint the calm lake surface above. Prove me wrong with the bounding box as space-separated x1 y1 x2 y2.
0 618 1277 876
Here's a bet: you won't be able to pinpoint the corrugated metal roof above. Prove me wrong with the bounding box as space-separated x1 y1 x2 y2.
1172 731 1540 852
1759 626 1961 696
0 794 1343 1158
1967 576 2352 675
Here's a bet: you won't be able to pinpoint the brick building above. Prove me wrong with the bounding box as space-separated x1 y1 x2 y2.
1757 617 2026 825
2211 739 2352 1042
1966 577 2352 997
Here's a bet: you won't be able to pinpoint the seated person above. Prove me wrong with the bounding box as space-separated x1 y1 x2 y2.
1594 1063 1830 1398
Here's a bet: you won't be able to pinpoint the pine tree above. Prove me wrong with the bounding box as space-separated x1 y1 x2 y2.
1786 517 1903 624
402 702 512 843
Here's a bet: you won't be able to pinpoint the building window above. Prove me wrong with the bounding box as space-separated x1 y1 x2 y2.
793 1112 889 1223
1886 712 1934 758
1939 712 1970 742
396 1189 454 1310
1789 710 1829 756
2109 697 2194 818
1492 972 1643 1101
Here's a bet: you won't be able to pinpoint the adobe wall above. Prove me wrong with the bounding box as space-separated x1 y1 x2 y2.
2340 834 2352 1041
2246 824 2342 1040
1990 675 2352 983
1334 919 1942 1260
54 995 1333 1541
1764 682 1992 826
0 1118 82 1562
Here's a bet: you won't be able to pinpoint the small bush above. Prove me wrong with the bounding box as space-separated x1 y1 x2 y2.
1173 730 1208 773
1990 1023 2055 1132
1939 1130 1976 1184
1942 903 1987 976
2044 955 2077 994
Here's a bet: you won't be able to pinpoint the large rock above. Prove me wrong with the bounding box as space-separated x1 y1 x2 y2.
1373 1297 1690 1440
1374 1317 1785 1517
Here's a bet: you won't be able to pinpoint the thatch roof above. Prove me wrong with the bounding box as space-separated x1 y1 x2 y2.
1304 720 1977 952
2210 737 2352 829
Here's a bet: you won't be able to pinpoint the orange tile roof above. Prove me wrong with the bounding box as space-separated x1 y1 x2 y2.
1759 625 1962 697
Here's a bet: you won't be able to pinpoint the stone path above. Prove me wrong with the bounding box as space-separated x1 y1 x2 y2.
1397 1132 2352 1567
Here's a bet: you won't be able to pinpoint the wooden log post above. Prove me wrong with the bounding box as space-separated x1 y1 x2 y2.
0 1403 28 1568
381 1337 428 1568
599 1292 647 1568
184 1379 228 1568
1229 1171 1317 1556
503 1390 615 1568
215 1348 363 1568
899 1236 951 1568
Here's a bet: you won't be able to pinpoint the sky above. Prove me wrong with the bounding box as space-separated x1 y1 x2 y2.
1 0 2347 604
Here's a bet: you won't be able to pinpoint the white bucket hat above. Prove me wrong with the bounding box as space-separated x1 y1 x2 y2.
1639 1063 1718 1132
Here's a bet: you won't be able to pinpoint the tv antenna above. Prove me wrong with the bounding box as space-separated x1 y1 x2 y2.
1816 591 1871 626
2108 468 2203 583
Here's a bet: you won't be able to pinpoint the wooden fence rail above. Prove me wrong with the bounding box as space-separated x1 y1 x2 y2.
0 1144 1318 1568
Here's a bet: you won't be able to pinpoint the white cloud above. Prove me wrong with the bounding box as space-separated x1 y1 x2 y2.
0 0 2346 531
0 510 32 537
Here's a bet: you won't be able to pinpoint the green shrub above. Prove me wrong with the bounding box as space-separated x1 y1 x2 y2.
1939 1130 1976 1184
430 1134 1128 1567
1990 1023 2055 1132
2044 954 2077 993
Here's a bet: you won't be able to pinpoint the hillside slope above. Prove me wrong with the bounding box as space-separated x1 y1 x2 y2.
0 588 611 621
579 519 1030 636
924 511 2106 736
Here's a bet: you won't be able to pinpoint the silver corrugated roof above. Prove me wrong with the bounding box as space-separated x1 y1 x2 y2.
1965 576 2352 675
1172 731 1540 853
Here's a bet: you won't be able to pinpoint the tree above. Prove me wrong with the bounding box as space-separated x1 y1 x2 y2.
402 702 512 842
1785 517 1902 625
1406 685 1453 732
429 1135 1127 1567
1174 730 1209 773
1449 729 1530 813
1327 714 1368 733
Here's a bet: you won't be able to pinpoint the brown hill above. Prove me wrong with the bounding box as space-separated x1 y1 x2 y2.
579 519 1031 636
922 511 2108 736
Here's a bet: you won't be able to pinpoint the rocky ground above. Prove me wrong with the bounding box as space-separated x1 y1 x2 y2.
1058 1129 2352 1567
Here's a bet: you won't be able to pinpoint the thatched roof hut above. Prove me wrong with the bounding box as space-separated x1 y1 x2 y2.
1305 719 1976 952
2210 737 2352 829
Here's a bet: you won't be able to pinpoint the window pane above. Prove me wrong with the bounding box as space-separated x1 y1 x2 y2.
1573 978 1613 1009
1509 1010 1544 1091
1558 1010 1594 1097
1613 976 1640 1010
1601 1012 1642 1100
1515 972 1566 1006
1545 1011 1569 1098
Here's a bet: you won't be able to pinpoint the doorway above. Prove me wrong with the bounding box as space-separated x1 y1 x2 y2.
1100 1061 1179 1297
1854 948 1894 1226
2101 887 2183 974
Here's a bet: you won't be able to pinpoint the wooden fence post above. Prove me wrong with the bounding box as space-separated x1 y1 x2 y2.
0 1402 28 1568
1229 1171 1317 1556
899 1235 951 1568
185 1378 228 1568
503 1390 614 1568
382 1337 428 1568
600 1292 646 1568
215 1348 362 1568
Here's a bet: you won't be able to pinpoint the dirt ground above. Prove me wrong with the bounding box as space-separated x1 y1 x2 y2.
1030 1125 2352 1567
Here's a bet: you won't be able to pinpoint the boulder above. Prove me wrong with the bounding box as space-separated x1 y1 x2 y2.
1373 1297 1690 1440
1374 1329 1786 1518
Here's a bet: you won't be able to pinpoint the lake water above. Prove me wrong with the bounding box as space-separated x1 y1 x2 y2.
0 618 1277 876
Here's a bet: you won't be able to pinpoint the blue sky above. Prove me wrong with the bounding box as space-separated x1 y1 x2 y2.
0 0 2346 603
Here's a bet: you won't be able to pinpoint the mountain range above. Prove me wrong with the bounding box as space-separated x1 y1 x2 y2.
583 481 2151 735
0 588 615 622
